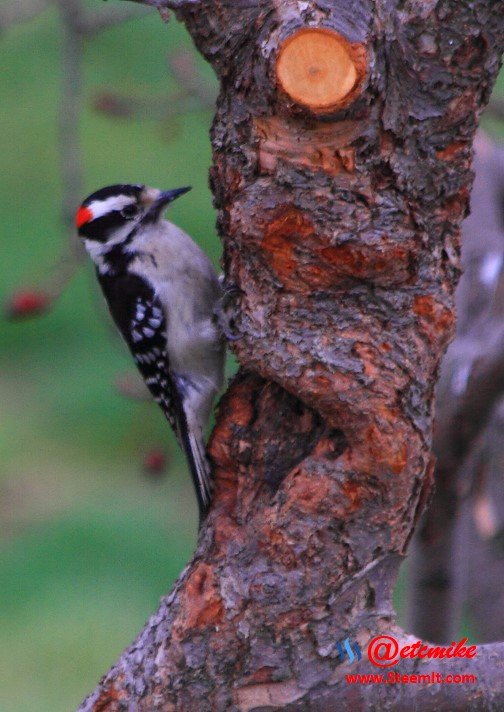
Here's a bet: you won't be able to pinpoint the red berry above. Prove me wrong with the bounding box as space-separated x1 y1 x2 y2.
5 290 51 320
143 448 167 476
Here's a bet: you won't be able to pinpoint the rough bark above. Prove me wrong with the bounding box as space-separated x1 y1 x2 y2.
80 1 504 710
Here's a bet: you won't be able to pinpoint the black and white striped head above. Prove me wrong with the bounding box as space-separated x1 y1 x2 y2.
76 183 191 264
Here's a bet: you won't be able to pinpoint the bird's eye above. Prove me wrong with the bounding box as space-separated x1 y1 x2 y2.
121 204 139 220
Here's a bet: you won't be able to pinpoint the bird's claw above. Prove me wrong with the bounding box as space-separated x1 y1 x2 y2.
214 282 243 342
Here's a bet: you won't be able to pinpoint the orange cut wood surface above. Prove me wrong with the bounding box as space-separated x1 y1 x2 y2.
276 28 359 111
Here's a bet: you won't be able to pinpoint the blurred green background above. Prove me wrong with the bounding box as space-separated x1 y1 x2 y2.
1 5 503 711
1 6 220 710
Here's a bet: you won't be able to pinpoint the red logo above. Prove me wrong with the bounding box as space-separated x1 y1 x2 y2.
368 635 399 667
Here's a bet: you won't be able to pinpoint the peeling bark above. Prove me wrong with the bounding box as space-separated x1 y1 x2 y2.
81 0 504 709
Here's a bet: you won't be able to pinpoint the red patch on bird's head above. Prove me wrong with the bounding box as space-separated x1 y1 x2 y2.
75 205 93 229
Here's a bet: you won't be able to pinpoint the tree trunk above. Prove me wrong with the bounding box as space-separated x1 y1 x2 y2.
80 0 504 709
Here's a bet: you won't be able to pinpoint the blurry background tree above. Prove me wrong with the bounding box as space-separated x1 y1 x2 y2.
409 130 504 645
0 1 503 710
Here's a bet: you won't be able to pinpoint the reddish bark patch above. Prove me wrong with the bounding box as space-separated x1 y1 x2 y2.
255 116 362 176
338 146 356 172
260 525 298 568
363 412 409 475
93 679 128 711
446 90 477 128
312 436 343 459
210 414 237 485
213 513 248 554
342 479 369 512
444 193 468 222
297 367 356 426
436 141 467 161
344 418 409 477
210 377 256 488
319 242 413 284
413 295 455 345
353 342 381 380
275 608 311 631
284 469 333 514
247 666 277 684
261 205 315 283
181 563 224 629
385 440 408 475
260 206 415 289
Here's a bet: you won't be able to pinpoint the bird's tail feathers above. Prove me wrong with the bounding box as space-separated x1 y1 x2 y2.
183 429 213 524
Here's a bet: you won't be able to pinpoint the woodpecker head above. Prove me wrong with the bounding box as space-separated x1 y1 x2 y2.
76 183 191 265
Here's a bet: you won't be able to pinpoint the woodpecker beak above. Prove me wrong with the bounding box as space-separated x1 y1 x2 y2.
143 186 192 222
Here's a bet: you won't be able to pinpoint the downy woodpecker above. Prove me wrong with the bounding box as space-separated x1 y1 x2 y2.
76 183 225 521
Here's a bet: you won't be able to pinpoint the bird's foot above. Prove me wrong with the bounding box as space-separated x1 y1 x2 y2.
214 283 242 342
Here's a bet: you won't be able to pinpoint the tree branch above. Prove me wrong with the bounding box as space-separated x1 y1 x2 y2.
281 637 504 712
0 0 49 32
115 0 193 22
77 5 149 35
120 0 193 7
93 50 216 121
80 0 504 709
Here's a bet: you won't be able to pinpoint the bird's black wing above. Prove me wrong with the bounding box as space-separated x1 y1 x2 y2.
99 272 178 428
97 271 212 519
